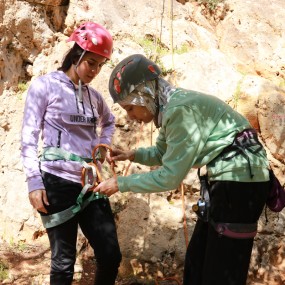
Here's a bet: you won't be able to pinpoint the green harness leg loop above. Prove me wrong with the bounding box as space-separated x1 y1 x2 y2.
40 147 105 229
41 191 106 229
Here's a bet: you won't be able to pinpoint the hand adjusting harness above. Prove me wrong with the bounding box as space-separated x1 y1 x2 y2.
192 128 263 239
40 144 116 228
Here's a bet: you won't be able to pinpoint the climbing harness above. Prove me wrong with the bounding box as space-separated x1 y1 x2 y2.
192 128 264 239
40 144 115 228
210 220 257 239
193 168 258 239
219 128 263 178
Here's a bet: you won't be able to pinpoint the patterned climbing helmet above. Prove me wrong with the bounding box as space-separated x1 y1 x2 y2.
109 54 161 103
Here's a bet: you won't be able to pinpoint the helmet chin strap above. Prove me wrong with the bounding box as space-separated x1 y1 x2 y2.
153 78 160 128
74 50 86 103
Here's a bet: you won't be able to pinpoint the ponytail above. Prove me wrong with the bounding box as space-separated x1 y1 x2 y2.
58 43 84 72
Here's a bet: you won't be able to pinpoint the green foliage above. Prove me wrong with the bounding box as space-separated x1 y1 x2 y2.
17 81 28 93
197 0 224 12
233 81 242 104
8 238 27 252
0 260 9 281
155 57 174 77
232 77 244 109
136 36 169 57
174 43 190 55
279 79 285 89
9 236 14 247
137 36 190 57
106 59 116 69
16 240 27 252
135 36 175 76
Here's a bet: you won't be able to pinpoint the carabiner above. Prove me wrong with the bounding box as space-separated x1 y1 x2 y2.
81 161 99 191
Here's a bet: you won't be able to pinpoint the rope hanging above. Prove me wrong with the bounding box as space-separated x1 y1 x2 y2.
169 0 174 70
123 122 144 176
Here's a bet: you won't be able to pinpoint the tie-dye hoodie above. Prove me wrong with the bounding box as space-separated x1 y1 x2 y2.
21 71 115 192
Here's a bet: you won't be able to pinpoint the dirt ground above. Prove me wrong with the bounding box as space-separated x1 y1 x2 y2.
0 238 282 285
0 240 181 285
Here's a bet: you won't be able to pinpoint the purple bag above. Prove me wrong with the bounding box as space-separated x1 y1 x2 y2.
266 170 285 212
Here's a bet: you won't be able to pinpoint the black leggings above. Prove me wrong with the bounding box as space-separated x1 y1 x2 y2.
41 172 122 285
183 180 270 285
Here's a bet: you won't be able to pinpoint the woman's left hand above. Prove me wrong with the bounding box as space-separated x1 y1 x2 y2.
94 177 119 197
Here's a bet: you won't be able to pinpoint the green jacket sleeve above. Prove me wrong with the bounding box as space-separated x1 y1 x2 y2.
117 106 205 193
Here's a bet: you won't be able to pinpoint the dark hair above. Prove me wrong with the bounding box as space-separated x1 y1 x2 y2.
58 43 85 72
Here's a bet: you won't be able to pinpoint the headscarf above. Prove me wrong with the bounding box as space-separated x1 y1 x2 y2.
119 78 175 127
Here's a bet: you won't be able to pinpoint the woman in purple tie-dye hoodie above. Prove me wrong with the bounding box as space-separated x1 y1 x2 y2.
21 22 121 285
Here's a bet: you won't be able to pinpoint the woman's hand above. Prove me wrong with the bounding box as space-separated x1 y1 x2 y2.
94 177 119 197
29 189 49 214
111 148 135 162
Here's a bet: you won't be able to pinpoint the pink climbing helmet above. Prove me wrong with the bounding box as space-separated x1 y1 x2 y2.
67 22 113 59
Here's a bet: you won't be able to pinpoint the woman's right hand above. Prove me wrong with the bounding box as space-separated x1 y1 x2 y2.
111 149 135 162
29 189 49 214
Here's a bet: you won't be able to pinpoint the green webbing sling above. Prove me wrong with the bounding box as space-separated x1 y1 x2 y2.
40 147 106 228
41 184 106 228
41 146 93 163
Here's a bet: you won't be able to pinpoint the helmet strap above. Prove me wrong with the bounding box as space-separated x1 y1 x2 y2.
74 50 86 103
153 78 160 128
75 50 86 68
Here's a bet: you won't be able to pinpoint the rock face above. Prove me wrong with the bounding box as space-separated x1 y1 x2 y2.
258 86 285 164
217 0 285 82
0 0 285 283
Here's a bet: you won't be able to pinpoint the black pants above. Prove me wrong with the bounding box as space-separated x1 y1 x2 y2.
183 180 270 285
41 172 122 285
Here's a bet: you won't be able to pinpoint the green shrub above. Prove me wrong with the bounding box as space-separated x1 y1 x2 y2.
18 81 28 92
136 36 169 57
174 43 190 55
198 0 224 12
0 260 9 281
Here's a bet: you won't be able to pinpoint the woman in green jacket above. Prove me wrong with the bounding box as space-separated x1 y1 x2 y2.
95 54 270 285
